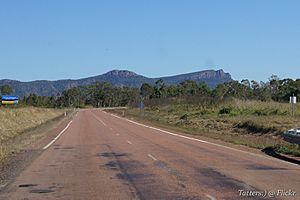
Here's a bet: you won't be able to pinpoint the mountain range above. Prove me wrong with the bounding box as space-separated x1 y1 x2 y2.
0 69 232 97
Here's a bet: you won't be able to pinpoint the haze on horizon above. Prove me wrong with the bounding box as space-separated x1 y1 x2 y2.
0 1 299 82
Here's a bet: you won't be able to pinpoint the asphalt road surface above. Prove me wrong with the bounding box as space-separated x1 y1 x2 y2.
1 109 299 200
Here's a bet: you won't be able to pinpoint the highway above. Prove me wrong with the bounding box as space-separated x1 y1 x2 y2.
0 109 299 200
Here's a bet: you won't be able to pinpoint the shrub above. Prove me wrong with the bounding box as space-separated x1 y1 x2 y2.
180 113 188 121
219 107 232 115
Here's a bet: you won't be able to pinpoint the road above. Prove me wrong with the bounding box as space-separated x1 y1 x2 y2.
0 109 299 200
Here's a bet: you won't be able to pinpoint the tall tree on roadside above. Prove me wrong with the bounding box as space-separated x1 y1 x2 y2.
1 84 13 95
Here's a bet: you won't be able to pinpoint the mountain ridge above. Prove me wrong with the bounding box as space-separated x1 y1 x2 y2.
0 69 232 97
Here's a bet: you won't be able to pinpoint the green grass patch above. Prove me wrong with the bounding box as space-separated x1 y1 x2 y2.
274 144 300 157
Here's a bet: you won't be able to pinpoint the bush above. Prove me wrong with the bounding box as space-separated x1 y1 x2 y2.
274 144 300 157
254 110 266 116
180 113 188 121
219 107 232 115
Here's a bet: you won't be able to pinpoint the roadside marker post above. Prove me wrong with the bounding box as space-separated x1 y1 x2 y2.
289 94 297 117
139 97 145 117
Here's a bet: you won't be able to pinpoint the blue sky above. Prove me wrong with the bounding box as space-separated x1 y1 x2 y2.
0 0 299 82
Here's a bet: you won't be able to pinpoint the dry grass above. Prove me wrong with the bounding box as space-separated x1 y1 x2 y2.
0 107 65 162
223 99 297 116
112 100 300 155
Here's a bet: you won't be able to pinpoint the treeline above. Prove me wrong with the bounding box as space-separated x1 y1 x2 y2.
19 82 139 108
1 75 300 108
140 75 300 103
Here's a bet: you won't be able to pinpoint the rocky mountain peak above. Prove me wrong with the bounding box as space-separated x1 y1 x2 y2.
105 70 138 77
215 69 231 78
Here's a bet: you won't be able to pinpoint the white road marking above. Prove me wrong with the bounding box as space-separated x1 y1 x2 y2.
91 113 107 126
206 194 217 200
148 154 158 161
110 113 122 119
107 113 297 166
0 183 8 189
127 140 132 145
43 121 72 150
116 133 120 136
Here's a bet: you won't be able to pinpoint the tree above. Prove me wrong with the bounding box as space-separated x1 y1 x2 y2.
268 75 280 101
222 81 245 98
179 80 198 96
198 82 210 96
1 84 13 95
213 83 230 100
277 78 298 102
26 93 39 106
241 79 250 88
240 79 252 99
154 79 165 98
165 85 179 97
140 83 154 99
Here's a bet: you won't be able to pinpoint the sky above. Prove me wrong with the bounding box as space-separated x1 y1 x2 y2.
0 0 299 82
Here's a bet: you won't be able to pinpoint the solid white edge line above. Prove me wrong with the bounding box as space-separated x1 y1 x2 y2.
107 112 298 166
43 121 72 150
148 154 158 161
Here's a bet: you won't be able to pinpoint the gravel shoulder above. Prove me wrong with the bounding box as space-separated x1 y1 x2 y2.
0 110 75 191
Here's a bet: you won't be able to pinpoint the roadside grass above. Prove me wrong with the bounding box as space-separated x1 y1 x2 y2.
0 107 66 162
112 100 300 156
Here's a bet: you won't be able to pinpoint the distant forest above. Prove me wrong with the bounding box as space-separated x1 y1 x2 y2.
1 75 300 108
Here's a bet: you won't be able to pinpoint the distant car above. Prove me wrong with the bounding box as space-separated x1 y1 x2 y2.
284 128 300 137
283 128 300 146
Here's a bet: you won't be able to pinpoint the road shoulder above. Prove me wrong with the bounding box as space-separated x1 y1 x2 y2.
0 111 75 192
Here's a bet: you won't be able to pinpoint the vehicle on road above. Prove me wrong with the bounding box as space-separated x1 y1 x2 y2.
283 128 300 146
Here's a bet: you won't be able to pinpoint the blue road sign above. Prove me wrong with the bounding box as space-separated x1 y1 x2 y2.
2 96 19 101
1 95 19 105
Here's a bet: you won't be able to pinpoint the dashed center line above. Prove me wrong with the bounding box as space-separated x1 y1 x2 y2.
106 112 297 166
206 194 217 200
147 154 158 161
127 140 132 145
91 113 107 126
